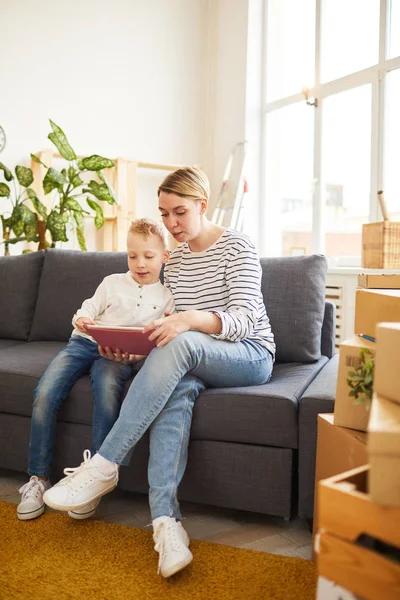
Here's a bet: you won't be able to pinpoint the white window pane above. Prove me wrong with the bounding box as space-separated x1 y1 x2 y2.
389 0 400 58
322 85 372 258
384 69 400 216
265 103 314 256
321 0 379 83
266 0 315 102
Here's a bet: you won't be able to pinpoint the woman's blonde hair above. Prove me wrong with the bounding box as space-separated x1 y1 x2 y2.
128 218 168 248
158 167 210 202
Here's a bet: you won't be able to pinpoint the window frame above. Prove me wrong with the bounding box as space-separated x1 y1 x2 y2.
260 0 400 260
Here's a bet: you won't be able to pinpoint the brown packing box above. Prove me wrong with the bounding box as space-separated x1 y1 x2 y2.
368 393 400 507
354 288 400 339
333 336 375 432
318 466 400 600
357 273 400 289
375 322 400 405
312 414 368 561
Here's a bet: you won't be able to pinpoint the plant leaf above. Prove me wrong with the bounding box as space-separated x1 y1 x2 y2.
80 155 115 171
43 168 67 195
86 197 104 229
18 204 37 225
83 180 115 204
15 166 34 188
98 170 117 204
75 224 87 251
48 120 76 161
0 162 14 182
73 210 84 229
65 198 82 212
30 153 48 168
24 215 39 241
0 182 11 197
47 210 68 242
26 189 48 221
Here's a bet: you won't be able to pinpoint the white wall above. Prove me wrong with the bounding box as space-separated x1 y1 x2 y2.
0 0 207 250
1 0 264 254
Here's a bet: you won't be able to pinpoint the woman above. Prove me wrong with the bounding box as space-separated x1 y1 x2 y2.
43 167 275 578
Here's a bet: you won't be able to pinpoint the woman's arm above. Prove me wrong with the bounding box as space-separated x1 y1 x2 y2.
143 310 222 347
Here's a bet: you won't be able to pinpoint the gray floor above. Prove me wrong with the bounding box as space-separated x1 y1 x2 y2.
0 468 312 560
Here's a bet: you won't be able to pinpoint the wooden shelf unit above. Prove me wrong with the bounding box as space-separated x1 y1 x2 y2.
30 150 184 252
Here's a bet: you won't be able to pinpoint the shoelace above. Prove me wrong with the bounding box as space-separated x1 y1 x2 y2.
55 449 97 492
154 521 184 575
18 477 46 500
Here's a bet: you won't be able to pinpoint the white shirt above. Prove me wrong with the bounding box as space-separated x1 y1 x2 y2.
72 271 175 343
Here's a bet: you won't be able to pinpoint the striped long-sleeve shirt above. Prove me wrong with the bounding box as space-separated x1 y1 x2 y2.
164 228 275 358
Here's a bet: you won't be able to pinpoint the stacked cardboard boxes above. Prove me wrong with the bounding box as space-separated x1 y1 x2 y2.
315 274 400 598
333 274 400 433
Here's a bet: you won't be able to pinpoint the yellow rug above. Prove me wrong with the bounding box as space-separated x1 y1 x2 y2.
0 501 316 600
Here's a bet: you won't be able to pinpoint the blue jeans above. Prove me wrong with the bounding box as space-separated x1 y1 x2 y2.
98 331 273 520
28 336 135 477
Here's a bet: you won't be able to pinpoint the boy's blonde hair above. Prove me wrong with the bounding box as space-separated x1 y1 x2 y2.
128 218 168 248
158 167 210 201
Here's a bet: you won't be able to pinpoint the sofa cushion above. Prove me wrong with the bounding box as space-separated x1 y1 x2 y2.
0 252 44 340
260 255 327 363
29 249 128 342
190 357 328 449
0 341 327 450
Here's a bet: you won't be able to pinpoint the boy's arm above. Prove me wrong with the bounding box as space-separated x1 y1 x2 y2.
72 279 108 327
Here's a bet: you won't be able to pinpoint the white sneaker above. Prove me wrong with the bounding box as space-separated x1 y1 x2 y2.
17 476 51 521
153 516 193 578
68 498 100 520
43 449 118 512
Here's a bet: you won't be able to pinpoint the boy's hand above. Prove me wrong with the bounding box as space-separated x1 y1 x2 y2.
75 317 95 333
98 346 145 364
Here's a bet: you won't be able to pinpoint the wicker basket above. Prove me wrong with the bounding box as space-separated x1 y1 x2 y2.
362 221 400 269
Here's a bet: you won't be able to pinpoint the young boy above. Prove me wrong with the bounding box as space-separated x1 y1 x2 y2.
17 218 174 521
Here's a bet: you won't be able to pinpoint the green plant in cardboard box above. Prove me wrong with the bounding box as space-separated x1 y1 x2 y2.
347 347 375 410
0 120 116 255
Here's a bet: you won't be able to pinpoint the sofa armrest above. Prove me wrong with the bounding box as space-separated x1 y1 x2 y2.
321 300 336 359
297 353 339 519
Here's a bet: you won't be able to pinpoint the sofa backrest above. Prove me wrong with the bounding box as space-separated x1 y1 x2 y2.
260 255 328 363
29 249 128 342
27 250 330 361
0 252 45 341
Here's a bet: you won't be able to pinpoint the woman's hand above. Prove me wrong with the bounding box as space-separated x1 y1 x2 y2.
75 317 95 333
98 346 144 364
143 312 194 347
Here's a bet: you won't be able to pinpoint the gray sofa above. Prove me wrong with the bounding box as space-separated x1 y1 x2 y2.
0 249 338 520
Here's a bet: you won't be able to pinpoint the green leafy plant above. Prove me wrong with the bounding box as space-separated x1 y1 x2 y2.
346 347 375 410
0 120 116 254
30 120 116 251
0 162 39 255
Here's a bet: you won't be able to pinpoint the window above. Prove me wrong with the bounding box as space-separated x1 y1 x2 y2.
263 0 400 263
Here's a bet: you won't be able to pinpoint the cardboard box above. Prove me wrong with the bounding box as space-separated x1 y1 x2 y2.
358 273 400 289
374 322 400 405
318 465 400 600
334 336 375 432
312 414 368 560
355 288 400 339
368 393 400 506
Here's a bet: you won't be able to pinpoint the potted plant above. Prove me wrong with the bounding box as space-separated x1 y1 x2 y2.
0 162 39 255
0 120 117 254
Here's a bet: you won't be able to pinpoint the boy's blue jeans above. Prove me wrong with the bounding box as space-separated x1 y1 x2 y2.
98 331 274 520
28 336 135 477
